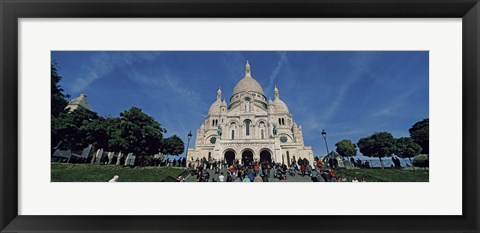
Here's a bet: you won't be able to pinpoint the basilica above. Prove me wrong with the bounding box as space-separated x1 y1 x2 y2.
187 62 314 166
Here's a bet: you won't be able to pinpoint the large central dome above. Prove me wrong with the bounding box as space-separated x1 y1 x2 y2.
231 61 265 98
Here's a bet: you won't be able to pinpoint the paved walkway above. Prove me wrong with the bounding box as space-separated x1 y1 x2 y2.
184 168 312 182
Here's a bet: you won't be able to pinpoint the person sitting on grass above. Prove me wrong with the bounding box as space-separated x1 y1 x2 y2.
242 176 251 182
109 175 119 182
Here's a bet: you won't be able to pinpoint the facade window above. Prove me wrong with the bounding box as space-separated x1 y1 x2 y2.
282 118 285 125
231 130 235 139
261 129 264 139
245 120 251 136
278 118 281 125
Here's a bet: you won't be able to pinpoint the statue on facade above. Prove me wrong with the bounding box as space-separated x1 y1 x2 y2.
273 124 278 136
217 125 222 136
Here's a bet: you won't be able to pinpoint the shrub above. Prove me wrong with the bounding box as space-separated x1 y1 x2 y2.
412 155 429 168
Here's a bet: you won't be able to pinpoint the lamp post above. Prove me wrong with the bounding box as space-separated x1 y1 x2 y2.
186 131 192 167
321 129 330 157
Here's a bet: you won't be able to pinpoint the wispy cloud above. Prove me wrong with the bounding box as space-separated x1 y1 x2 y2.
128 70 206 111
318 53 378 127
68 52 160 93
266 52 289 92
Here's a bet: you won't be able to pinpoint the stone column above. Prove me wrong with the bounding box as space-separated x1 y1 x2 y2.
107 152 114 164
116 152 123 165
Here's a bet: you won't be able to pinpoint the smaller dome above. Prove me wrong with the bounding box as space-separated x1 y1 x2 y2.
274 99 289 113
268 98 274 106
221 99 227 107
208 99 221 115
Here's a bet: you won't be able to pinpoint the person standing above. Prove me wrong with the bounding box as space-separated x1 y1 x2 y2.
218 172 225 182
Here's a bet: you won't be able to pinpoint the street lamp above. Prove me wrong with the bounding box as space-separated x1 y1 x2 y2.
321 129 330 157
186 131 192 167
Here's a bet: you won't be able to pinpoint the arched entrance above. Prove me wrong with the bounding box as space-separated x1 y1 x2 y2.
242 149 254 166
260 150 272 164
224 150 235 166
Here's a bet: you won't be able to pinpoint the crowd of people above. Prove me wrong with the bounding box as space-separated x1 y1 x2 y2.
184 156 351 182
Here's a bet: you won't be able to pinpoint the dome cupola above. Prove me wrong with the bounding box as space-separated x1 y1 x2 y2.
231 61 266 100
273 85 289 113
208 87 223 115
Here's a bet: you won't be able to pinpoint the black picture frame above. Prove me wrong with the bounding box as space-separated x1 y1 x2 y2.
1 0 479 232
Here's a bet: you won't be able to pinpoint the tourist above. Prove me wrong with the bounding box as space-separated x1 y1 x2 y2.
306 163 312 175
310 170 319 182
289 166 296 176
322 170 331 182
226 174 233 182
261 174 269 182
267 163 271 177
300 164 306 176
237 169 243 181
254 174 263 182
330 170 337 182
247 170 255 182
316 159 323 169
218 172 225 182
242 176 251 182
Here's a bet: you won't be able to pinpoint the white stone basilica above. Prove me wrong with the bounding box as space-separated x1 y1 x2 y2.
187 62 314 166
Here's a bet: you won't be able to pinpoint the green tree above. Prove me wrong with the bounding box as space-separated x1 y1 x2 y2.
335 139 357 160
357 132 396 169
117 107 166 166
51 108 99 154
162 135 185 156
395 137 422 169
51 63 70 117
409 118 429 154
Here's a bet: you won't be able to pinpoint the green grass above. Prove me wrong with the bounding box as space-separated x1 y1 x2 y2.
335 168 429 182
51 163 187 182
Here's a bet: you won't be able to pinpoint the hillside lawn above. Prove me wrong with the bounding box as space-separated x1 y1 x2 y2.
52 163 429 182
335 167 429 182
51 163 188 182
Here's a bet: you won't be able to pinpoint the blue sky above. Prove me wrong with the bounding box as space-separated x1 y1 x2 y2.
52 51 428 160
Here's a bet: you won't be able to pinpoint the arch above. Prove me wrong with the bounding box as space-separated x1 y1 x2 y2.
255 118 267 126
224 149 236 166
228 119 239 126
241 149 254 166
259 149 272 164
